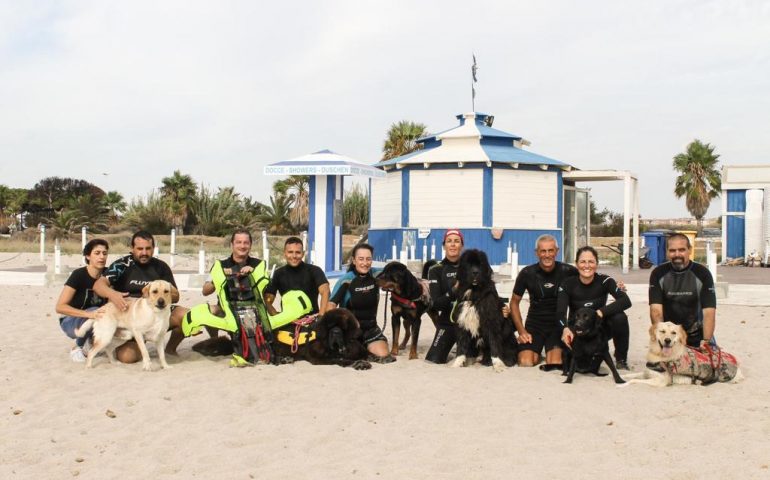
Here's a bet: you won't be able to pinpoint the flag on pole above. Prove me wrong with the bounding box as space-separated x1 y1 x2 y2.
472 54 478 82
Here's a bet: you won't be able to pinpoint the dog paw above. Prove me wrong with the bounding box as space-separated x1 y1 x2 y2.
491 358 506 373
278 356 295 365
161 364 173 370
352 360 372 370
450 355 466 368
142 362 154 372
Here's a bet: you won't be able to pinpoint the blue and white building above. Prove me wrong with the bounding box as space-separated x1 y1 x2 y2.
368 112 640 269
721 164 770 262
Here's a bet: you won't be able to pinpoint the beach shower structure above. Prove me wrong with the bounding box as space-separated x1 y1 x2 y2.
369 112 641 271
264 150 385 272
721 164 770 263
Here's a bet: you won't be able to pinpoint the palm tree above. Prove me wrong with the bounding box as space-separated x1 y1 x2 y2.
673 139 721 232
257 195 294 234
101 191 127 226
382 120 428 160
160 170 196 233
272 175 309 230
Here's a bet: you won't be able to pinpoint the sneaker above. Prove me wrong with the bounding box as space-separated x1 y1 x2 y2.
70 348 86 363
615 359 629 370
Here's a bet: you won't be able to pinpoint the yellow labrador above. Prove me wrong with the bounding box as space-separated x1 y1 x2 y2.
624 322 742 387
77 280 176 371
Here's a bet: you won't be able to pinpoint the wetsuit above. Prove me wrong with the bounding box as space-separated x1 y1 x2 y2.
513 261 578 354
425 258 459 363
649 261 716 347
104 254 177 297
265 262 328 314
556 273 632 362
330 270 386 345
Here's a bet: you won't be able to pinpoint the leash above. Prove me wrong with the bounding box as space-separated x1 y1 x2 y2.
291 314 318 353
702 344 723 384
381 290 389 333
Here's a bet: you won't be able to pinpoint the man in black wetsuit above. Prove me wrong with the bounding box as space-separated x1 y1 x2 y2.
425 229 464 364
510 234 578 369
264 236 329 316
649 233 717 349
93 230 188 363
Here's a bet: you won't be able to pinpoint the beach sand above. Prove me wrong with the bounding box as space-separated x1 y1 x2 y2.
1 254 769 479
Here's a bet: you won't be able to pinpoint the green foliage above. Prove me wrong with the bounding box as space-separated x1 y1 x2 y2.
122 190 174 234
673 139 721 230
258 195 294 234
46 208 88 239
272 175 309 231
160 170 196 233
382 120 428 160
29 177 105 211
343 183 368 233
190 186 258 236
101 191 127 225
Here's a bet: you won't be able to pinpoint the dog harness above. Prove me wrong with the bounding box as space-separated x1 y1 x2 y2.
663 345 739 384
387 278 431 310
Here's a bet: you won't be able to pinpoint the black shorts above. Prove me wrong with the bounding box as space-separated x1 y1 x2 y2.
519 321 562 355
361 325 387 346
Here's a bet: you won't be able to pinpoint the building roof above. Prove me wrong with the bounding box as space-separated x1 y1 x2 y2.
375 112 572 170
265 149 386 178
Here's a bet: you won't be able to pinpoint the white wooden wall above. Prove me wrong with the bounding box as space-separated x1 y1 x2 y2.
493 169 558 229
370 171 402 228
409 169 483 227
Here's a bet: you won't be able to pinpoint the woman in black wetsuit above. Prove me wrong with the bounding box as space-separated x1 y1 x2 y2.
558 246 631 370
328 243 392 361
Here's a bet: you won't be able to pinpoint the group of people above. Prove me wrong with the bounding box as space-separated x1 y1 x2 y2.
57 228 718 370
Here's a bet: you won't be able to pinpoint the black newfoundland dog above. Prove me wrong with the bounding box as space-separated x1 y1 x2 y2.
273 308 371 370
450 249 517 372
376 261 437 359
562 307 625 384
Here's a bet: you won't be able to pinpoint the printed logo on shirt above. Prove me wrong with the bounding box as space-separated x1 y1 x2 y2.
354 284 375 293
129 280 151 286
446 272 457 278
583 302 594 307
667 291 693 296
543 282 554 289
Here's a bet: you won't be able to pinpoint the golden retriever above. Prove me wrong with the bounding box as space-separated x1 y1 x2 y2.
624 321 742 387
76 280 176 371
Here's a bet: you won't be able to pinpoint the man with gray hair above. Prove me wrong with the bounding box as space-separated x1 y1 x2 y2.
509 234 578 369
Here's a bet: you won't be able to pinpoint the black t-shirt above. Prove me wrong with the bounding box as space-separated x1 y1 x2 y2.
330 271 379 330
556 273 631 326
265 262 328 314
513 261 579 326
104 254 177 297
427 258 459 325
649 261 716 335
64 266 106 310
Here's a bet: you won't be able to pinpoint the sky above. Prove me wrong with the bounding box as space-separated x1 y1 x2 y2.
1 0 768 219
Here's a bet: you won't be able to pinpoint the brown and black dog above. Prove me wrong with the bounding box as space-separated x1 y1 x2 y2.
376 261 438 359
273 308 371 370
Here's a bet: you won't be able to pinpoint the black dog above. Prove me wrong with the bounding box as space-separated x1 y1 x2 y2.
376 261 438 359
273 308 371 370
450 249 517 372
563 307 625 384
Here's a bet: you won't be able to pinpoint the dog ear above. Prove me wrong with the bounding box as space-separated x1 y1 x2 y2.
648 323 657 343
677 324 687 345
170 284 179 300
142 284 150 298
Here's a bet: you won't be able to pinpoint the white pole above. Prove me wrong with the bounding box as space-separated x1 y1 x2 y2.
632 178 640 270
409 244 416 261
707 240 718 281
153 246 159 258
511 243 518 279
198 242 205 275
301 231 308 262
170 228 176 268
391 240 397 261
422 241 427 261
310 241 316 265
430 239 436 260
399 246 408 262
54 238 61 275
507 241 512 264
39 225 45 261
262 230 269 268
622 174 631 274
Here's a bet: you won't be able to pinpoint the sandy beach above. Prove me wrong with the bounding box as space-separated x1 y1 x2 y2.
1 254 769 479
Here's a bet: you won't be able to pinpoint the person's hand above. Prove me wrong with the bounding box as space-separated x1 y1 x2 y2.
699 339 713 352
517 331 532 344
501 304 511 318
92 305 109 319
239 266 254 276
562 327 574 349
110 291 130 312
617 280 627 292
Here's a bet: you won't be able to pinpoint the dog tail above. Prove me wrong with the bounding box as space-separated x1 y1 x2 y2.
75 319 94 338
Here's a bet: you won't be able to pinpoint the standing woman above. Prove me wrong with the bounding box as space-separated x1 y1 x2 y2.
328 243 393 361
55 239 109 362
558 246 631 369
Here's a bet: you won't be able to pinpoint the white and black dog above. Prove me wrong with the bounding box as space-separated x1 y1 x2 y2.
450 249 517 372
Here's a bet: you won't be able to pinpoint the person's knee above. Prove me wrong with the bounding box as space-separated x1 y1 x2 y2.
367 340 389 358
116 343 141 363
518 350 538 366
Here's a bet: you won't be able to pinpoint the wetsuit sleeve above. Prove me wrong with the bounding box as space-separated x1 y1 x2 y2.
330 274 352 307
263 268 280 296
599 276 631 317
428 265 451 313
157 261 178 288
648 267 664 305
103 257 127 287
556 284 569 327
696 265 717 309
512 269 528 297
311 266 328 289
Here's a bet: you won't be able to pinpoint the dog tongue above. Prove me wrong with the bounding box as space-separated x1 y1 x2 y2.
661 346 672 356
